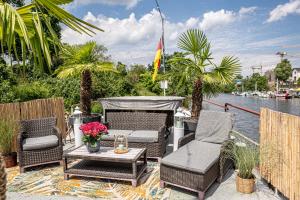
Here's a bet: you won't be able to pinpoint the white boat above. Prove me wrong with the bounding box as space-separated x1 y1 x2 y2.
259 93 269 98
240 92 249 97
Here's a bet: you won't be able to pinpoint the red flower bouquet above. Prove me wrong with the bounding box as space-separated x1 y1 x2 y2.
80 122 108 152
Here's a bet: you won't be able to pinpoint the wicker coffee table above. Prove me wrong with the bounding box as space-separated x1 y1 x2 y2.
63 146 147 187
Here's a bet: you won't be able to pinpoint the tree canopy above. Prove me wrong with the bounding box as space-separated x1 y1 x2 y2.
274 59 292 83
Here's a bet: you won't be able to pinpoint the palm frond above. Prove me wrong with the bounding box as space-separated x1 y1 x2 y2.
34 0 103 35
92 62 118 73
211 56 241 84
0 0 103 71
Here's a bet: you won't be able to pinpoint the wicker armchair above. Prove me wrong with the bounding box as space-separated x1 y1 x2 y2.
100 111 167 159
17 117 63 173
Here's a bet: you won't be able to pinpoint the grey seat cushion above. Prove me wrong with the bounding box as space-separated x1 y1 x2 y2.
23 135 59 151
102 129 158 143
129 130 158 143
195 110 233 144
161 140 221 174
102 129 133 141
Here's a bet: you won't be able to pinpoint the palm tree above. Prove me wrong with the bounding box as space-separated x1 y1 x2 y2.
171 29 241 119
0 0 102 71
55 41 115 115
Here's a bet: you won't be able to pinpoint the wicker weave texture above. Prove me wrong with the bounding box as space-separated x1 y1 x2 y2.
160 161 219 192
103 111 168 158
18 117 63 170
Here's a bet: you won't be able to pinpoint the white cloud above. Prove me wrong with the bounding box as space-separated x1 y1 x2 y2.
70 0 141 9
239 6 257 15
267 0 300 23
199 7 256 31
61 7 266 74
199 9 236 30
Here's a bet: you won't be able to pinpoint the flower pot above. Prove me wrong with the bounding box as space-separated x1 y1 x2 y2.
2 152 17 168
236 175 255 194
86 141 100 153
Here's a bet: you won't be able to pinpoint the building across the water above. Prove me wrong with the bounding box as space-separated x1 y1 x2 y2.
264 69 276 88
291 68 300 83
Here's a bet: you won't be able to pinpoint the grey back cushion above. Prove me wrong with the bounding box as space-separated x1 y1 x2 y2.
195 110 233 144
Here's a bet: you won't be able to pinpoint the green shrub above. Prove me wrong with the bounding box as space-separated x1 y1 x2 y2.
0 80 16 103
0 120 16 155
41 77 80 111
92 73 135 98
14 82 50 102
91 101 103 114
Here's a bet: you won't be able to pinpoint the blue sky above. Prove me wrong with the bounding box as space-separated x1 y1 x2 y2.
62 0 300 75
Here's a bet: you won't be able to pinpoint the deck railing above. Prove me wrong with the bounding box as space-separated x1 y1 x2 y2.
203 99 260 116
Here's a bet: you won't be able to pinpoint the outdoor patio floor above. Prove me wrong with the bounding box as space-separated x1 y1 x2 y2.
6 134 283 200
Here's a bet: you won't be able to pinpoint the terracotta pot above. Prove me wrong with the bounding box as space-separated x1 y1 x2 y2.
2 152 17 168
236 174 255 194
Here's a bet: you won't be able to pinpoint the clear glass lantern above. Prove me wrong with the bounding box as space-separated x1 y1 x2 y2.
73 106 82 124
174 108 185 129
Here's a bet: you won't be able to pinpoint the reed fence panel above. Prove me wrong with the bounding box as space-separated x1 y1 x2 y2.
260 108 300 200
0 98 66 152
20 98 66 139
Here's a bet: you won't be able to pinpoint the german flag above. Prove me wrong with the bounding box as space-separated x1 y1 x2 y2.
152 38 163 81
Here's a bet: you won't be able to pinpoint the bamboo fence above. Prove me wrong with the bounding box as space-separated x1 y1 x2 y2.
260 108 300 200
0 98 66 152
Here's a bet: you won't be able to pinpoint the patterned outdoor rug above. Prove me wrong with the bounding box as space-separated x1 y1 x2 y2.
6 161 173 199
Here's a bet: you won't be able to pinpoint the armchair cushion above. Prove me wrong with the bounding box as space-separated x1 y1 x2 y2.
195 111 232 144
22 135 59 151
102 129 133 141
129 130 158 143
102 129 158 143
161 140 221 174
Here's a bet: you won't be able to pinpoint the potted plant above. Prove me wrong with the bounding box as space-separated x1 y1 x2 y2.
230 143 259 194
0 120 17 168
80 122 108 153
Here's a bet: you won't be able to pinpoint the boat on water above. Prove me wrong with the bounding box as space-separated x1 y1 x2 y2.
259 92 269 98
274 79 292 99
275 92 292 99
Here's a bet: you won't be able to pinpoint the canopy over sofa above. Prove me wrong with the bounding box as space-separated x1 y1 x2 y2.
99 96 185 127
99 96 185 158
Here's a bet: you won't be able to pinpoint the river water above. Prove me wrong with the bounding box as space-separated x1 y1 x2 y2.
204 94 300 142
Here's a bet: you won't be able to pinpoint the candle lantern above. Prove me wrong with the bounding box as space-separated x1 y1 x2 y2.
73 106 83 147
173 108 185 151
114 135 129 154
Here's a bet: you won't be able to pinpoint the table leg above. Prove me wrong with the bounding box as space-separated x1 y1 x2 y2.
144 150 148 172
132 180 137 187
132 161 137 177
63 157 68 171
63 157 69 180
132 161 137 187
64 174 69 180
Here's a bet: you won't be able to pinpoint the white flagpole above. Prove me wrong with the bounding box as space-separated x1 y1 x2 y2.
155 0 166 96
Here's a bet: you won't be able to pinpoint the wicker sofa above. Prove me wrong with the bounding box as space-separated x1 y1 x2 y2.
17 117 63 173
100 111 168 159
160 111 233 200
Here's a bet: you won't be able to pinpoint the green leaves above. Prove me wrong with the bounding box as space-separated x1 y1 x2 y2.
55 42 116 78
211 56 241 85
172 29 241 95
0 0 102 71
